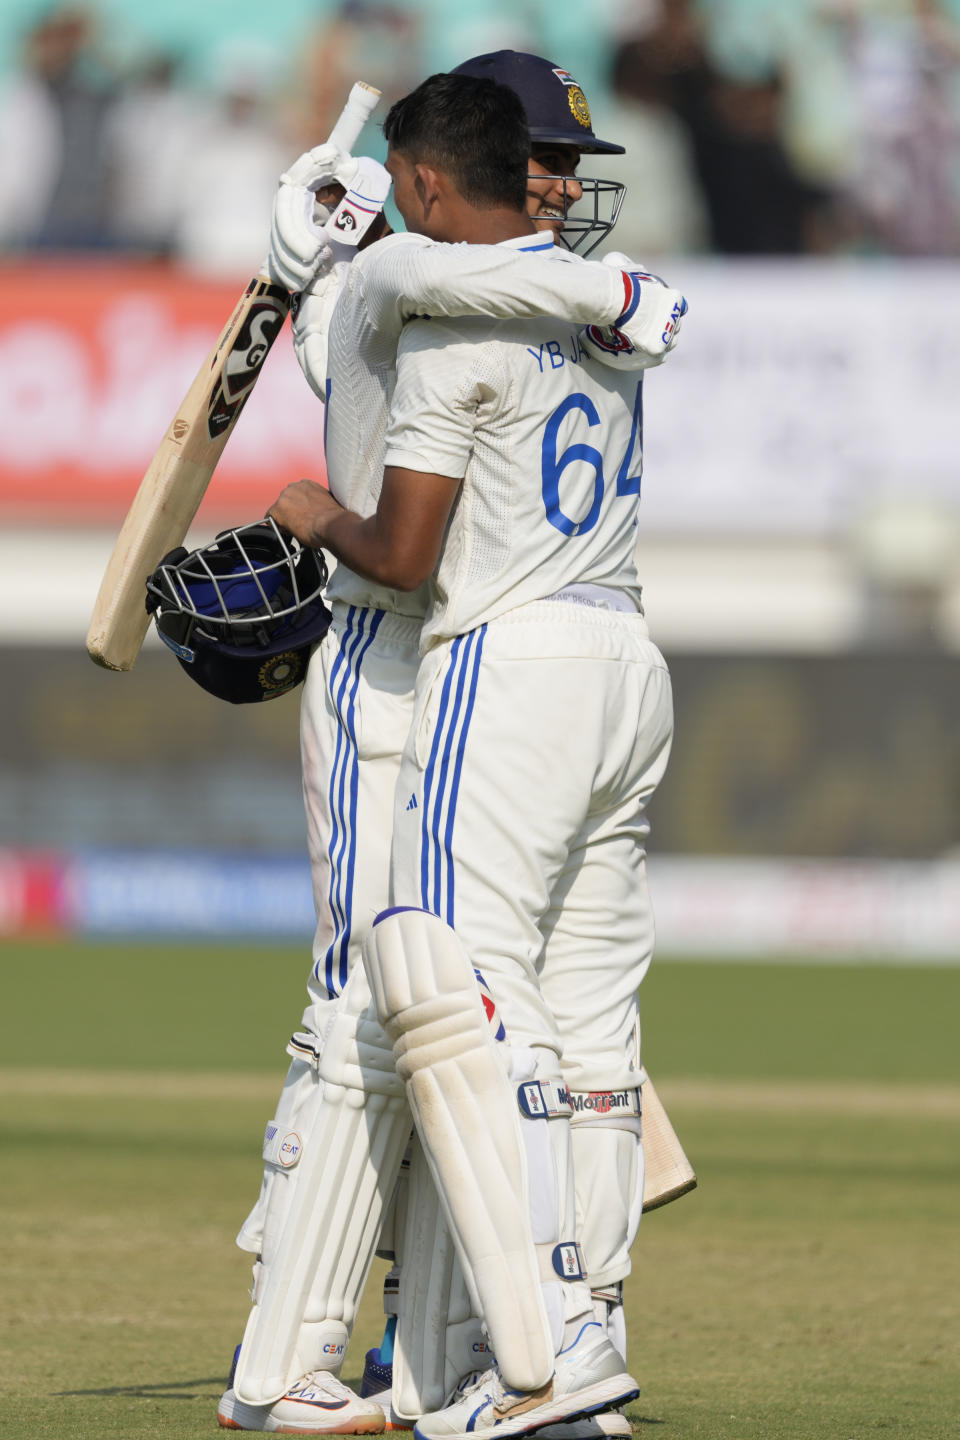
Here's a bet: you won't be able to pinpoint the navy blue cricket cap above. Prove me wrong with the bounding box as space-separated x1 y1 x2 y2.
451 50 625 156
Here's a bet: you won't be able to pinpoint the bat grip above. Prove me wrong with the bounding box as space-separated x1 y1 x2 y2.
328 81 381 153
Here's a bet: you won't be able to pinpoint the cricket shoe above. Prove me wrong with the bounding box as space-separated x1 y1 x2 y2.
360 1347 413 1431
413 1324 638 1440
218 1370 386 1433
361 1347 394 1400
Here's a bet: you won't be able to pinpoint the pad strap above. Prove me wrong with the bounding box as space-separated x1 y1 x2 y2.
537 1240 586 1284
287 1031 323 1066
517 1078 572 1120
262 1122 304 1169
568 1086 642 1133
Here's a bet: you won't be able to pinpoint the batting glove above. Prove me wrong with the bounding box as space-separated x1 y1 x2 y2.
290 159 393 400
582 253 688 371
291 268 343 400
265 145 391 293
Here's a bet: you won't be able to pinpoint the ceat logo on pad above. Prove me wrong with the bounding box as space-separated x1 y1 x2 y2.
323 1343 345 1355
279 1131 303 1167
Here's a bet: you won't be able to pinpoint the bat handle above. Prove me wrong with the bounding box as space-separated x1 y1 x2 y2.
328 81 382 153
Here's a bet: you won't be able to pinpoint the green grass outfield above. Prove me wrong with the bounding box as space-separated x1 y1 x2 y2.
1 942 958 1439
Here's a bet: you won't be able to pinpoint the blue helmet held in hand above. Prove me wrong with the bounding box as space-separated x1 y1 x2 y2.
145 518 331 704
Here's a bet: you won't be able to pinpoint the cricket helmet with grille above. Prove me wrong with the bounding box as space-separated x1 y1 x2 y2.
145 518 330 703
452 49 626 257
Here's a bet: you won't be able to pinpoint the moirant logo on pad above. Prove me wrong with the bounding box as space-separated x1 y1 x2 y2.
569 1090 639 1117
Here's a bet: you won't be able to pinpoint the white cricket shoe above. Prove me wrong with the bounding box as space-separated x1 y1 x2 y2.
413 1324 638 1440
218 1370 386 1434
537 1411 632 1437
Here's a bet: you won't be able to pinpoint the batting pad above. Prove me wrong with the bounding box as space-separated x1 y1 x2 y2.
569 1106 643 1290
392 1138 487 1419
235 1036 323 1256
363 907 555 1396
233 967 410 1407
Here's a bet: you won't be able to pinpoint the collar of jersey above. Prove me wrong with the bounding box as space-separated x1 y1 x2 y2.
497 232 556 253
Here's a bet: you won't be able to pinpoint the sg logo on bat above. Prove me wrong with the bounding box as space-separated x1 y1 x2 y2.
207 280 290 439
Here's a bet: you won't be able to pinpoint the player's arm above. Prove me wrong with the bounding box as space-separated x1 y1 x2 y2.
359 235 686 364
579 253 687 371
268 468 458 591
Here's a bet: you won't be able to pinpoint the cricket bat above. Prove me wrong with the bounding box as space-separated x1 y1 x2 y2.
86 80 381 672
641 1072 698 1212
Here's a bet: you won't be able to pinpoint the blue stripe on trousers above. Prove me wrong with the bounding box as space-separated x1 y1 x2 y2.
419 625 486 925
315 606 384 998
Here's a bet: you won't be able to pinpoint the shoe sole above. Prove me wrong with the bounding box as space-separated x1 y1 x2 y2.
536 1416 633 1439
218 1394 386 1435
413 1375 639 1440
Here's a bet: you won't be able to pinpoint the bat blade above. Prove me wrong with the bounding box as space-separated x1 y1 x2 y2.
86 276 290 670
641 1074 698 1212
86 80 381 672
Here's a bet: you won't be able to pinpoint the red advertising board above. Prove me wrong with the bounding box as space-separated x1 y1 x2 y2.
0 260 326 523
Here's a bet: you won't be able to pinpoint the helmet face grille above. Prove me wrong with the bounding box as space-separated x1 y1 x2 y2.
531 174 626 258
145 519 332 702
175 558 288 618
150 519 328 646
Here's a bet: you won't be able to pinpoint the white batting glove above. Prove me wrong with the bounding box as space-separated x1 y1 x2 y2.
289 160 393 400
264 141 364 293
582 253 688 370
324 157 392 248
291 265 345 400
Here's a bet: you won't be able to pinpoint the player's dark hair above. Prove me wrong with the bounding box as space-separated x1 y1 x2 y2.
383 73 529 211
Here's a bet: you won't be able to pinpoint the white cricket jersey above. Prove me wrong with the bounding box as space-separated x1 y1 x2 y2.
382 234 647 647
320 231 627 615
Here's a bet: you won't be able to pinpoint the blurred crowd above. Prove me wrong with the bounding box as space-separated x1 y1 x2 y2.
2 0 960 274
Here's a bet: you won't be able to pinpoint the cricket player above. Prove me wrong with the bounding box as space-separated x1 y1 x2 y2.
218 58 684 1437
259 70 676 1440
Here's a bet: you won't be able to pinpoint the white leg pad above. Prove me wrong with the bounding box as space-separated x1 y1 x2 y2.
235 1036 324 1256
513 1048 593 1348
392 1138 488 1419
363 908 555 1395
233 966 410 1406
569 1087 643 1290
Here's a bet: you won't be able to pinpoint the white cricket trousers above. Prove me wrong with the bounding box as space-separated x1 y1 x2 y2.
299 603 421 1034
390 598 674 1092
